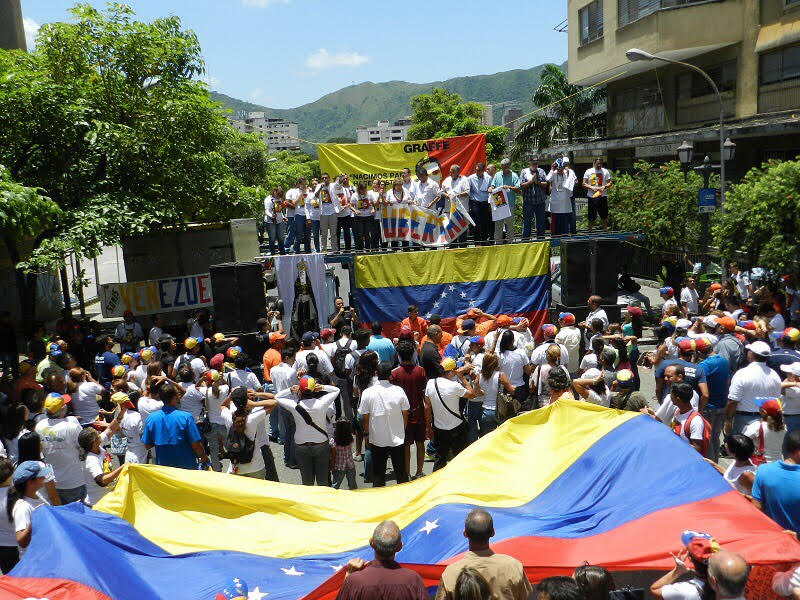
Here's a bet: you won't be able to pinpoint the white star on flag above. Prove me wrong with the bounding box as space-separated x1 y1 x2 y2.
433 301 439 309
441 291 448 298
424 313 432 319
469 299 477 307
248 586 268 600
281 566 304 576
330 564 343 571
449 285 456 291
419 519 439 535
460 291 467 298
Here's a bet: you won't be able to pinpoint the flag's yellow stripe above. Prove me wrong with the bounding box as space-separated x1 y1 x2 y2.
354 242 549 289
95 402 638 559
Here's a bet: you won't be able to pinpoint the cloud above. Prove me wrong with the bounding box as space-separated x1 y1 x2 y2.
201 74 221 89
305 49 369 70
248 88 273 105
242 0 290 7
23 17 39 51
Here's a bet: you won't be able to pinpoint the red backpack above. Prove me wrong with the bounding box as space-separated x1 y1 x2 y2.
672 409 711 455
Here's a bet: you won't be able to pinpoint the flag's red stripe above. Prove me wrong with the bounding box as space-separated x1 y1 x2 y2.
0 577 111 600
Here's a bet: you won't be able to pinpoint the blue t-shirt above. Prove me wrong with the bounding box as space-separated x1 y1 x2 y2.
752 461 800 534
367 335 396 365
654 359 707 399
767 348 800 379
142 405 202 470
490 171 521 209
698 355 729 409
95 351 121 389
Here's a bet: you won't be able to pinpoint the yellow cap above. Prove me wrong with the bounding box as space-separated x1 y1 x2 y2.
441 358 457 372
111 365 126 378
110 392 130 405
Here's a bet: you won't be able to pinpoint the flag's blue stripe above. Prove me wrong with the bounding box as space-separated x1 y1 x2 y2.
355 274 549 324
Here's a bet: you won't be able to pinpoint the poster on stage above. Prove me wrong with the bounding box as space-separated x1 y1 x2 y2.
99 273 213 318
489 188 512 221
379 203 471 246
318 133 486 186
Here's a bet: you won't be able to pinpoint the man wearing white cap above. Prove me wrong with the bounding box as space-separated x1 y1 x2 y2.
725 341 782 435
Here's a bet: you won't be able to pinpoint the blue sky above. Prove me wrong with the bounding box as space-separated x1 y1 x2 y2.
21 1 568 109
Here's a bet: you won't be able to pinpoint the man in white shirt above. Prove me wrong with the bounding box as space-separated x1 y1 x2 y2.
440 164 470 215
578 296 609 345
359 363 410 487
530 325 569 367
728 262 751 300
582 157 612 232
34 393 85 504
415 166 441 210
314 172 339 252
726 341 782 435
555 312 582 375
670 382 707 455
148 314 164 348
271 347 300 469
681 276 701 316
287 177 311 254
173 337 207 382
467 161 493 244
401 168 417 203
546 158 575 235
296 332 334 376
424 358 475 471
114 310 144 353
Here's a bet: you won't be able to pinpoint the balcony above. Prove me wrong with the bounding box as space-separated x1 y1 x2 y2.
675 90 735 125
759 78 800 113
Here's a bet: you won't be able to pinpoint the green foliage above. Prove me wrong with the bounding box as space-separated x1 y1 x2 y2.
607 160 717 253
222 132 272 187
407 88 507 163
210 63 558 144
714 159 800 276
326 136 356 144
264 151 320 194
511 64 605 160
0 166 62 241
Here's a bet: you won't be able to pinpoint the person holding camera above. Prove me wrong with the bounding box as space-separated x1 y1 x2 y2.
329 297 360 333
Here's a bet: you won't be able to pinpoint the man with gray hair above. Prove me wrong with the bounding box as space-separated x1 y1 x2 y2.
440 164 470 216
337 520 427 599
434 509 531 599
708 550 749 599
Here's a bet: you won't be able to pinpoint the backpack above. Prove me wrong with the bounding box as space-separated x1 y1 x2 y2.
672 409 711 455
332 340 351 379
224 416 255 465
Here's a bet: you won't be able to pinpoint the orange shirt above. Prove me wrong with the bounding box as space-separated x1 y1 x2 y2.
262 348 281 382
455 316 495 337
419 331 452 355
400 316 428 339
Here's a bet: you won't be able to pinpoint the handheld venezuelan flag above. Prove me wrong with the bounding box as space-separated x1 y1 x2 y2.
1 401 798 599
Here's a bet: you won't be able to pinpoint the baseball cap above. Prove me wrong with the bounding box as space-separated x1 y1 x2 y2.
441 358 457 372
121 351 139 365
496 315 513 327
44 392 71 414
301 332 316 345
12 461 49 487
110 391 135 410
746 340 771 357
780 362 800 377
542 324 558 337
320 328 336 340
675 318 692 331
213 333 226 343
298 376 317 394
231 386 248 408
469 336 484 346
226 346 242 359
583 367 602 380
558 312 576 325
562 156 570 164
625 306 642 318
702 316 718 328
659 286 674 297
205 369 221 383
140 348 154 361
685 535 720 564
715 316 736 332
554 157 564 169
399 326 413 339
755 397 783 417
209 353 224 371
660 319 676 334
184 337 199 350
693 337 713 352
677 338 696 353
269 332 286 343
708 283 722 291
616 369 634 388
111 364 127 378
461 319 476 331
775 327 800 342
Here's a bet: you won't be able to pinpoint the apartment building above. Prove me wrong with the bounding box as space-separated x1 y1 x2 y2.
355 119 413 144
229 111 301 152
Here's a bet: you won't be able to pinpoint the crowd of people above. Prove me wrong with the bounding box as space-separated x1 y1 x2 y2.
258 156 612 254
1 259 800 599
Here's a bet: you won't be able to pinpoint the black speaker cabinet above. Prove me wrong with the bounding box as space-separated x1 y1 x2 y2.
209 262 266 333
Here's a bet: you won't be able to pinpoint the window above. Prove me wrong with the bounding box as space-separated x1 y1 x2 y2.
579 0 603 46
618 0 710 27
677 60 737 99
760 44 800 84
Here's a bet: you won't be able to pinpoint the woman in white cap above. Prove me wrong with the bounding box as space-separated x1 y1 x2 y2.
6 460 49 557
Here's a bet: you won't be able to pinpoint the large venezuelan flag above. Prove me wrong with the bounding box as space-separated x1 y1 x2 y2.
354 242 550 339
2 402 798 600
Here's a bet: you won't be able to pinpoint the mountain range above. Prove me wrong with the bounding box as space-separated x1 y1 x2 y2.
210 62 565 149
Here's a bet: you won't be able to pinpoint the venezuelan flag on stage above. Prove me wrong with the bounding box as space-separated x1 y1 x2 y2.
354 242 551 339
2 402 798 600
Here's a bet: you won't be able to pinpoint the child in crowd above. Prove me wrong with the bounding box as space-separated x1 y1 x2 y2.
330 419 356 490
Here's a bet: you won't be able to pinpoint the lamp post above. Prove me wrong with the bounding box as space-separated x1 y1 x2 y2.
626 48 736 274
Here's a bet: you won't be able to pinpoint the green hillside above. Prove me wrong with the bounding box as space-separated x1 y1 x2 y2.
211 62 565 147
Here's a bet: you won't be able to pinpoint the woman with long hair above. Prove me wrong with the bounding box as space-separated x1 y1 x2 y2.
6 461 48 558
16 432 59 506
573 564 615 600
532 345 569 408
454 567 491 600
0 458 19 572
1 404 28 465
496 330 531 409
196 369 229 472
572 368 611 407
471 353 514 439
743 397 786 463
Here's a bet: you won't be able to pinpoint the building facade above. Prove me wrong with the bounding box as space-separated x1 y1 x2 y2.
564 0 800 174
229 111 301 152
479 102 495 126
355 119 412 144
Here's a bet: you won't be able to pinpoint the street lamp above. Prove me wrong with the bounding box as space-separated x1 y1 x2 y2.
626 48 733 273
723 137 736 162
677 140 694 169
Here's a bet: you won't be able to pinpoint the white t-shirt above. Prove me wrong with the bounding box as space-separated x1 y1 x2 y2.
585 308 609 342
656 391 700 424
133 363 149 389
13 496 43 556
729 362 782 413
535 364 570 407
227 369 261 391
315 183 338 217
580 353 599 372
306 188 322 220
120 410 147 464
367 190 383 220
270 362 299 393
0 487 18 547
180 384 205 422
285 187 304 218
275 386 340 444
333 184 352 217
425 377 466 431
662 297 678 315
351 194 373 218
673 409 707 444
475 371 501 410
530 341 570 367
582 167 612 197
498 349 530 388
733 271 750 300
137 396 164 423
680 287 700 314
73 381 103 423
227 408 266 475
555 327 582 373
440 175 470 212
264 194 287 223
205 384 231 426
35 416 84 489
84 430 112 506
783 384 800 415
414 179 440 208
724 461 756 494
743 420 786 463
385 188 412 205
660 579 705 600
295 349 334 376
174 354 207 382
358 381 409 447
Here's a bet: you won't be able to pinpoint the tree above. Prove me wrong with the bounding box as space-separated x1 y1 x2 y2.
326 136 356 144
264 151 320 193
407 88 507 163
607 160 716 253
714 159 800 276
511 64 605 161
0 4 251 323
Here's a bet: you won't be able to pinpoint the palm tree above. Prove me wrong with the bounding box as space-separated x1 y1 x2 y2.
511 64 606 162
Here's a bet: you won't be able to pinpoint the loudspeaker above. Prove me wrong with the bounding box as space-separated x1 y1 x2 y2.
592 238 620 303
561 240 593 306
209 262 266 333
